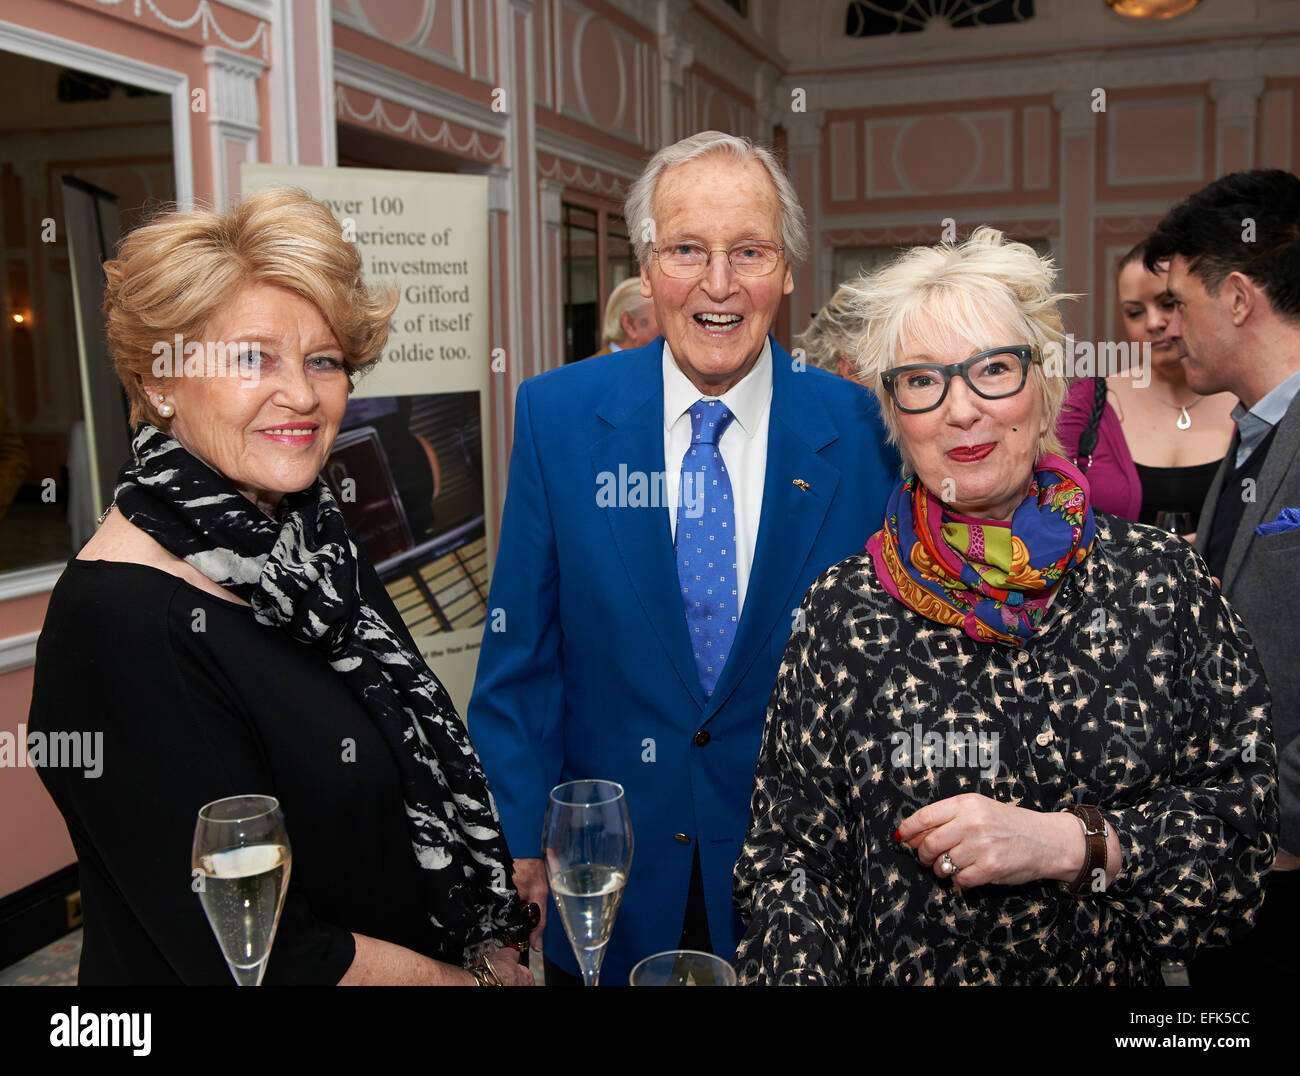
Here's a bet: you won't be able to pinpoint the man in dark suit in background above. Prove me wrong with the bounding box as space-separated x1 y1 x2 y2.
1147 169 1300 985
469 131 898 985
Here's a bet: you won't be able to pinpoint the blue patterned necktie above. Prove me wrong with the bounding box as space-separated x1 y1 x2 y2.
676 399 738 697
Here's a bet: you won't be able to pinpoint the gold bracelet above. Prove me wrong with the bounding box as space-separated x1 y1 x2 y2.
468 955 503 986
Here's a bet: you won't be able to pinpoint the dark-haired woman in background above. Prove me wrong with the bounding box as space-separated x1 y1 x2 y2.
1058 241 1235 536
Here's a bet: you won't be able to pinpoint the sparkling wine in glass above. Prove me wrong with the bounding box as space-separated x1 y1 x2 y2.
630 949 737 986
543 780 633 987
192 794 292 986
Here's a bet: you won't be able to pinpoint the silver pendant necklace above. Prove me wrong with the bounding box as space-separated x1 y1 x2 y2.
1153 392 1204 430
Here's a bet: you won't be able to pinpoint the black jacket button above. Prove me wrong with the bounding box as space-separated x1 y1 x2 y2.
694 729 711 746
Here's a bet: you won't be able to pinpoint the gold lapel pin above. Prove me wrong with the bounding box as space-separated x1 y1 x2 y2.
793 479 810 491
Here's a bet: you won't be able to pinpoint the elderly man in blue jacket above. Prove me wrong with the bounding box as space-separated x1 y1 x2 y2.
468 130 897 985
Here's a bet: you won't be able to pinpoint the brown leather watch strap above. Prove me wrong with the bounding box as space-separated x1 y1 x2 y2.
1064 805 1108 894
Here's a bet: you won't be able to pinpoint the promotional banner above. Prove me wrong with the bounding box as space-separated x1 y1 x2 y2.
242 163 492 716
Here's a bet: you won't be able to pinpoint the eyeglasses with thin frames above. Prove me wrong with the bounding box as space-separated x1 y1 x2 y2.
880 345 1038 414
651 240 785 279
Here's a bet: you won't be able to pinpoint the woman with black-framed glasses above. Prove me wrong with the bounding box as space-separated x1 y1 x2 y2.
733 227 1276 985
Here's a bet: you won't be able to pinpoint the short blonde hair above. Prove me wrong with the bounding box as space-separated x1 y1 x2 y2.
104 187 397 427
602 276 652 346
795 284 859 373
843 227 1072 474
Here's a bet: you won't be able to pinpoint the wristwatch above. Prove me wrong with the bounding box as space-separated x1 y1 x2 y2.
1063 804 1108 894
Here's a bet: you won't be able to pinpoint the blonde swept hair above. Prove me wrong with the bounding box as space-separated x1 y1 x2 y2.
103 187 398 427
795 284 859 373
601 276 652 346
842 227 1073 474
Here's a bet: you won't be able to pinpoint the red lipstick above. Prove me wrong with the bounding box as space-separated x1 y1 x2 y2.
947 444 995 462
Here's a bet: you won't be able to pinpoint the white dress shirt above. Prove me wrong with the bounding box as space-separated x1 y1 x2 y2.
663 339 772 617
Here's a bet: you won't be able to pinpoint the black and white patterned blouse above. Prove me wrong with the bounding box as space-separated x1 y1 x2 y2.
733 514 1278 985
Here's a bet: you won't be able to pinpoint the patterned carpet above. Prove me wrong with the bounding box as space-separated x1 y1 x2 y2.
0 929 81 986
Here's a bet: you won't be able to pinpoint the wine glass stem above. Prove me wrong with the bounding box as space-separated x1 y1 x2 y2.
582 966 600 987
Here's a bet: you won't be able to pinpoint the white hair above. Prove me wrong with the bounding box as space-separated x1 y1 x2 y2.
602 276 652 346
842 226 1074 473
624 130 808 267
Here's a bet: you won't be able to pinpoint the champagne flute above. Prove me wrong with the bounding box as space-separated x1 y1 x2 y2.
630 949 737 986
192 794 292 986
543 780 633 987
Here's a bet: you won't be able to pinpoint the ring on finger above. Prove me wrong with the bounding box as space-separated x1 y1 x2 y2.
940 852 960 876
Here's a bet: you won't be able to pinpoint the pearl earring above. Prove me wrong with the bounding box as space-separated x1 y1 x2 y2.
157 397 174 419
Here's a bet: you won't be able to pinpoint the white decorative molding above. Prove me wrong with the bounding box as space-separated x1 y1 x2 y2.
0 630 40 676
204 45 264 206
863 110 1012 199
333 48 506 139
1211 76 1267 121
334 85 505 161
93 0 269 59
556 4 639 140
1051 80 1100 140
0 563 65 603
332 0 465 74
1211 75 1266 172
266 0 330 166
464 165 513 213
205 46 263 133
534 126 642 182
800 40 1300 115
267 0 298 163
315 0 337 166
467 0 496 86
0 19 195 207
537 155 628 198
539 177 565 225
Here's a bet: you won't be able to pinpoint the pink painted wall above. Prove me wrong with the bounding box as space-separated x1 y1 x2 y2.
0 665 76 900
824 78 1300 341
0 592 73 900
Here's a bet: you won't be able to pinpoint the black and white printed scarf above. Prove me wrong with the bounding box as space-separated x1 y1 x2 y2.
114 423 525 962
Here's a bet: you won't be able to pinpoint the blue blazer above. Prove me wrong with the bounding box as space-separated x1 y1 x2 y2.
467 337 898 984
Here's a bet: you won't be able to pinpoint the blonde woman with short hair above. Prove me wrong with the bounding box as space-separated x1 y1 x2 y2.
29 189 535 986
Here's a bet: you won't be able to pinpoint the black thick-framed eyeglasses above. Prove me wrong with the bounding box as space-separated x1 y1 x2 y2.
880 345 1038 414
